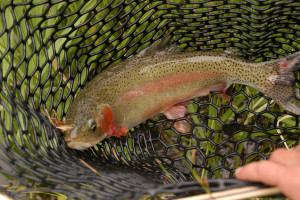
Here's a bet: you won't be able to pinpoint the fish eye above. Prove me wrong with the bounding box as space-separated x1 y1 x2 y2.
88 119 97 133
91 124 96 133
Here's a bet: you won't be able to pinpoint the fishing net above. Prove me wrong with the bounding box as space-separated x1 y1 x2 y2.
0 0 299 199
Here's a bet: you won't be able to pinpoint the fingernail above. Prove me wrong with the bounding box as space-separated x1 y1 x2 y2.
235 167 243 176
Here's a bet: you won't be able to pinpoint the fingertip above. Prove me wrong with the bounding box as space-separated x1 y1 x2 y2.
235 161 267 181
235 160 286 186
235 167 243 177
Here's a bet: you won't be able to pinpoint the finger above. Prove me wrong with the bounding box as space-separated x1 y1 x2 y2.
235 160 286 186
293 145 300 153
279 166 300 200
270 148 300 167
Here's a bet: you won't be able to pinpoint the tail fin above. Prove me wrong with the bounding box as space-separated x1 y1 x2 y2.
280 96 300 115
269 52 300 115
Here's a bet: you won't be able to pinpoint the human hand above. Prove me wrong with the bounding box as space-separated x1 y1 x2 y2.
235 146 300 200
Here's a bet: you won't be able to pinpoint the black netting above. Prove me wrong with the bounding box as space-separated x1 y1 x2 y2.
0 0 299 199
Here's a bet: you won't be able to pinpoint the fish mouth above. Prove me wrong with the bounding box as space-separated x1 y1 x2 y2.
64 139 96 150
64 133 109 150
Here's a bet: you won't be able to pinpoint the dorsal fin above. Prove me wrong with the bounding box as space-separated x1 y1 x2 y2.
137 35 183 57
224 48 243 56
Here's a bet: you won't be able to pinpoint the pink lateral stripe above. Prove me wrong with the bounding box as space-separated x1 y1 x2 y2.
116 71 218 103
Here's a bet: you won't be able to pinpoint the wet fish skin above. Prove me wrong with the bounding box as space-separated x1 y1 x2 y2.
62 38 300 150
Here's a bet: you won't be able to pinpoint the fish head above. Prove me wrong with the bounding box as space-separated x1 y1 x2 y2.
62 103 114 150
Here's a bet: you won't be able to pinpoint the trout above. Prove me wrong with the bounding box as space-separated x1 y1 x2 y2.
61 37 300 150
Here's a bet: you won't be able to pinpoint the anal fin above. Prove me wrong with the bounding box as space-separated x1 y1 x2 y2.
217 93 238 109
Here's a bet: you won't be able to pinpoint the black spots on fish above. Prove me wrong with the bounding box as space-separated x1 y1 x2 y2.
183 54 189 58
257 74 265 81
89 106 97 112
174 64 186 73
189 64 196 72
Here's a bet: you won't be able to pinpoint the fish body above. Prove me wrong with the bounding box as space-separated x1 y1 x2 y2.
63 38 300 150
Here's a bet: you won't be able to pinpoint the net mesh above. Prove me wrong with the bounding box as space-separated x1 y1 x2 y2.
0 0 299 199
